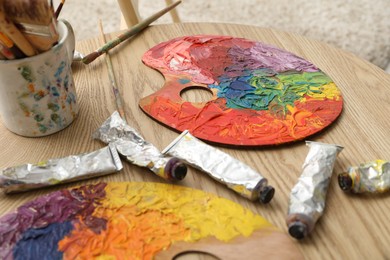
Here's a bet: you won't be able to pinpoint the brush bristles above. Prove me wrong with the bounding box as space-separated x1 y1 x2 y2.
4 0 53 25
82 52 100 65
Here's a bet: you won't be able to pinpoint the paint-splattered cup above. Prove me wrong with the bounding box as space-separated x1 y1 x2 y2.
0 20 78 137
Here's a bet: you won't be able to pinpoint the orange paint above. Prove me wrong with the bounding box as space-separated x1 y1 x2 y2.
59 207 189 259
57 182 271 258
141 36 343 146
27 83 35 93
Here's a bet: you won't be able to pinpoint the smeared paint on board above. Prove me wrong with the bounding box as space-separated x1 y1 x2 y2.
140 35 343 146
0 182 302 259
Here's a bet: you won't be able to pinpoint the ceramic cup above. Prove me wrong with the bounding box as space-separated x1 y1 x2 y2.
0 20 78 137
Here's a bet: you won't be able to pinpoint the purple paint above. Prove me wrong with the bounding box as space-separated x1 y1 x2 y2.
0 183 107 259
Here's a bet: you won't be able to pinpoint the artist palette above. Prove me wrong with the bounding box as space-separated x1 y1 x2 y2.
140 35 343 146
0 182 302 259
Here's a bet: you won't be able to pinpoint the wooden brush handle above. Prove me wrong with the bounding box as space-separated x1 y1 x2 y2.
0 4 37 56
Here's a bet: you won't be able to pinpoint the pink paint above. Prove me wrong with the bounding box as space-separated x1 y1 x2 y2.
141 35 342 146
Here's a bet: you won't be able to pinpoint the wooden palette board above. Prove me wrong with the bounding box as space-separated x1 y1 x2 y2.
140 35 343 146
0 182 302 259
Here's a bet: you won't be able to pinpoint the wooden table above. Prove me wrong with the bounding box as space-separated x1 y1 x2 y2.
1 23 390 259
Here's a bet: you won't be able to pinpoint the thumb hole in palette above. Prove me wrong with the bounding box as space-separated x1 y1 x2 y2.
174 251 220 260
180 86 214 103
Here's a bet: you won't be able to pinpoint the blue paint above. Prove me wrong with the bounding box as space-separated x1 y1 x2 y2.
54 61 66 78
64 74 69 91
51 86 60 97
13 221 73 260
179 78 191 84
210 70 333 111
66 92 76 104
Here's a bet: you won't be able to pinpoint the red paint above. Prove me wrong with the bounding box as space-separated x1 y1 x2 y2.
140 36 343 146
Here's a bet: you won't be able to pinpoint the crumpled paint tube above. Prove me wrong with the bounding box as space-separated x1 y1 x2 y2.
286 141 343 239
162 130 275 204
93 111 187 181
0 144 122 194
338 160 390 193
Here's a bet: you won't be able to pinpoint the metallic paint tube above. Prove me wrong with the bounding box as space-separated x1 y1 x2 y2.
162 130 275 204
93 111 187 181
338 160 390 193
0 144 122 193
286 141 343 239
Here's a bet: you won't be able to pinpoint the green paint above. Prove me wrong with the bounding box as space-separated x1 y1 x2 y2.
18 102 30 116
51 113 60 124
18 66 35 83
38 123 48 133
247 71 333 112
48 103 60 112
34 114 44 122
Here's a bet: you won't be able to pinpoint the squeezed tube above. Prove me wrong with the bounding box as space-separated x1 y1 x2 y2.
0 144 122 193
286 141 343 239
162 130 275 204
93 111 187 181
338 160 390 193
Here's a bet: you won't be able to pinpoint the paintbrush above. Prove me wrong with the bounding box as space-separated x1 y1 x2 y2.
0 31 25 58
98 20 127 122
3 0 59 52
0 41 15 59
82 0 182 64
0 3 37 57
54 0 65 18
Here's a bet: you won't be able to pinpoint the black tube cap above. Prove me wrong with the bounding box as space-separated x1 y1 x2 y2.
338 173 353 191
259 185 275 204
171 162 187 181
288 221 308 240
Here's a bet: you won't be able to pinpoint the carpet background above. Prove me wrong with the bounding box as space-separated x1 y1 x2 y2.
55 0 390 71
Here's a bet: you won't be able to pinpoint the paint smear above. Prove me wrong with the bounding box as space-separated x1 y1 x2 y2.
140 35 343 146
0 182 273 259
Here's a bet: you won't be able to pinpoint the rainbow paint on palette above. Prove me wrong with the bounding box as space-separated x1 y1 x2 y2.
0 182 286 259
140 35 343 146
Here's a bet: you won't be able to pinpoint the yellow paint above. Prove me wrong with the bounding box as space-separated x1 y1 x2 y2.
102 183 272 242
308 83 341 100
372 159 386 171
59 182 273 259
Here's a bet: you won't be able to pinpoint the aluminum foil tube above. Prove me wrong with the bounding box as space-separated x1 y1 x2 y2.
338 160 390 193
0 144 122 194
93 111 187 181
286 141 343 240
162 130 275 204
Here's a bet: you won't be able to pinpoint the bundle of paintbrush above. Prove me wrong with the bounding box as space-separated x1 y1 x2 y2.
0 0 62 60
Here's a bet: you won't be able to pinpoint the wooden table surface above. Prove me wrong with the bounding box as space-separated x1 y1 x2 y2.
1 23 390 259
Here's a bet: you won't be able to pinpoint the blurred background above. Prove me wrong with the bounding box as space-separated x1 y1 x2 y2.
54 0 390 71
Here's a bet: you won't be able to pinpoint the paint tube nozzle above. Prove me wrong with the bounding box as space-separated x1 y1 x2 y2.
288 221 308 240
165 157 187 181
259 185 275 204
338 172 353 191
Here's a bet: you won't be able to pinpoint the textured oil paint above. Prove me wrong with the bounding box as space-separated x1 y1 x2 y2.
0 182 273 259
140 35 343 146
